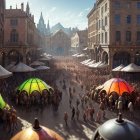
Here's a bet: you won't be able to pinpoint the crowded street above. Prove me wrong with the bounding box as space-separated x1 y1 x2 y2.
0 56 140 140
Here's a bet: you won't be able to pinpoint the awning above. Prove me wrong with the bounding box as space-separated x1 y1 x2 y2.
10 62 35 72
81 59 91 64
0 65 12 79
112 64 125 72
121 63 140 72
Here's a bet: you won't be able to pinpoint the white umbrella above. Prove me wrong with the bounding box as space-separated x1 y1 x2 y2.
96 62 109 68
35 66 50 71
84 60 95 66
89 61 102 68
30 61 45 66
112 64 125 72
121 63 140 72
10 62 35 72
0 65 12 79
81 59 91 64
5 62 16 70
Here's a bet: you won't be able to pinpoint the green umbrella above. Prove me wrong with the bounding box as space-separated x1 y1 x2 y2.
0 94 6 109
18 78 52 95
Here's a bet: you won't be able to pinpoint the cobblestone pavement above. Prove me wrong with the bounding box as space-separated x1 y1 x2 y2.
0 57 140 140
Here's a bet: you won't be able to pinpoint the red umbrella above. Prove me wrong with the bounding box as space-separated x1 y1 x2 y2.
102 78 134 96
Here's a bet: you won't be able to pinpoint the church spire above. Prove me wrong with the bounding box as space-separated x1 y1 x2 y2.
26 2 30 14
47 20 51 35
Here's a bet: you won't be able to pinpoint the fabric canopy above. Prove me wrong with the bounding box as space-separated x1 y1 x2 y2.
76 54 85 58
101 78 134 96
112 64 125 72
35 66 50 71
39 57 51 61
30 61 45 66
0 65 12 79
5 62 16 70
96 62 109 68
81 59 91 64
84 60 95 66
0 94 6 109
18 78 52 95
121 63 140 72
89 61 102 68
10 62 35 72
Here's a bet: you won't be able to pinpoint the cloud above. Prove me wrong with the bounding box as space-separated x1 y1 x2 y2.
50 7 56 13
85 8 90 11
78 12 84 17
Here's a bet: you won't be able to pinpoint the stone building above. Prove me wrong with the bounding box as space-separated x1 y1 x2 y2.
0 0 5 48
71 30 88 53
3 3 42 65
87 0 140 69
37 12 50 36
50 29 71 56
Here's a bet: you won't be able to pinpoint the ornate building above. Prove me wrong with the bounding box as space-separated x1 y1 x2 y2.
50 29 71 56
87 0 140 69
3 3 42 65
71 30 88 53
37 13 50 36
0 0 5 48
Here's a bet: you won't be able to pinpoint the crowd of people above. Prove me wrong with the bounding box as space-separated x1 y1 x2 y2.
0 56 140 137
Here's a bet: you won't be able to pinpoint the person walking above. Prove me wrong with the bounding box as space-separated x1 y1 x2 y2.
128 101 134 119
71 106 75 120
117 100 123 114
76 109 80 121
64 112 68 126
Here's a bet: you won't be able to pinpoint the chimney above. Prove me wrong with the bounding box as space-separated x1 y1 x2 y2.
21 3 24 11
10 6 12 9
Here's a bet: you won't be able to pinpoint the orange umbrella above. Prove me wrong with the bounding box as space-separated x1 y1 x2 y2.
102 78 134 96
11 118 64 140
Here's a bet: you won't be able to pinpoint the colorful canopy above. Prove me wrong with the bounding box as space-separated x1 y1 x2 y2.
18 78 52 95
0 94 6 109
11 119 64 140
0 65 12 79
101 78 134 96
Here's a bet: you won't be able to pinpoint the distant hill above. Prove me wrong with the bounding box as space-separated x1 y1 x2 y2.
51 22 79 37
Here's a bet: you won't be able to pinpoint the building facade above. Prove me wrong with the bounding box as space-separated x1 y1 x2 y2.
2 3 42 65
71 30 88 53
0 0 5 48
50 29 71 56
87 0 140 69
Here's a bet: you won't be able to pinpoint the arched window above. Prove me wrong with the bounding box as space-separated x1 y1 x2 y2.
10 29 18 43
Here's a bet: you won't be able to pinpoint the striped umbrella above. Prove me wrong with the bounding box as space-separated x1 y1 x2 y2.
102 78 134 96
18 78 52 95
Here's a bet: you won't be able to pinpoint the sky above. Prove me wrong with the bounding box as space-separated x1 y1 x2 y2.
6 0 95 29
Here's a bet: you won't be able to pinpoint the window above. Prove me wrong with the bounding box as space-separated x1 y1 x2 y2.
116 31 121 42
115 15 120 24
126 31 131 42
126 15 131 24
105 3 107 12
10 19 18 26
102 19 104 27
101 33 104 43
105 32 107 43
137 31 140 41
137 2 140 9
98 20 100 29
10 29 18 43
137 15 140 24
105 16 107 26
126 3 130 8
114 2 121 9
101 7 104 16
